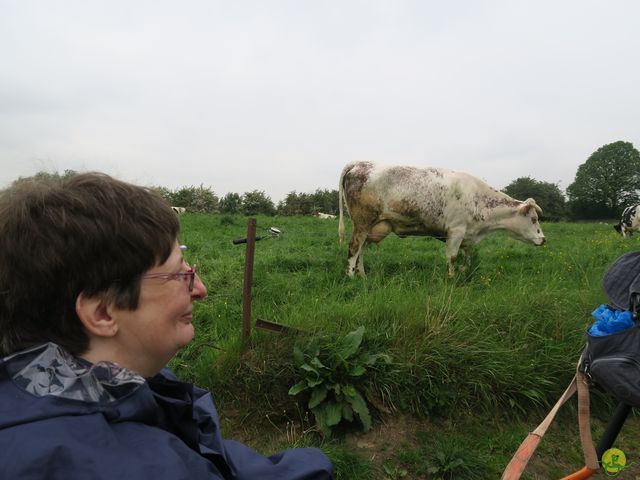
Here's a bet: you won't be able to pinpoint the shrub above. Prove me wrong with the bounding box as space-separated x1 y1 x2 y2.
289 326 391 436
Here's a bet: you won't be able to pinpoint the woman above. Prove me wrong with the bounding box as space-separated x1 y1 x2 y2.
0 172 333 479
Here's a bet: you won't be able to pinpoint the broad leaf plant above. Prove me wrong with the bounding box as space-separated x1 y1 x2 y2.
289 326 391 436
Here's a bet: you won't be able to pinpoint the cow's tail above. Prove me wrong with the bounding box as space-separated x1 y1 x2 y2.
338 163 351 245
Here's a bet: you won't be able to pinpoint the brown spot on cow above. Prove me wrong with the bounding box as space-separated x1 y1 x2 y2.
476 194 519 210
342 162 374 201
389 198 421 218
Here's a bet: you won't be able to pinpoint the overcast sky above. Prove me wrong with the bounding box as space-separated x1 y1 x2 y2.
2 1 639 202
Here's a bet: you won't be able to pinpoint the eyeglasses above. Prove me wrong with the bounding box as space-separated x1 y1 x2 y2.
142 264 197 292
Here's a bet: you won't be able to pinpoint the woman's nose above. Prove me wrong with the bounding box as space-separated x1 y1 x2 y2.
191 274 207 300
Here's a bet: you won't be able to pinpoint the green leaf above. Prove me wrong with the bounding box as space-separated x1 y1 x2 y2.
342 404 354 422
288 380 308 396
349 365 366 377
300 363 318 375
344 388 372 431
322 401 343 426
337 326 365 360
292 345 305 367
306 377 324 388
362 353 392 366
342 384 357 397
308 341 321 359
311 405 332 437
310 356 327 371
308 385 328 409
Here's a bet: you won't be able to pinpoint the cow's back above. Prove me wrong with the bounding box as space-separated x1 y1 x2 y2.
345 163 485 225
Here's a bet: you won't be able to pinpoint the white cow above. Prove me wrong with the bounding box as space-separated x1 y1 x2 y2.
338 161 546 276
614 205 640 237
171 206 186 214
314 212 337 219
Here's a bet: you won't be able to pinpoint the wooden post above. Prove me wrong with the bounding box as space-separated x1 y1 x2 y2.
241 218 257 341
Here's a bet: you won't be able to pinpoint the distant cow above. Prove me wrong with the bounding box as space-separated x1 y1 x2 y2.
614 205 640 237
338 161 546 276
171 206 186 214
314 212 337 219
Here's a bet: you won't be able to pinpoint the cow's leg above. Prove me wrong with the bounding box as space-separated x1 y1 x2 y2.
356 221 392 275
445 231 465 276
347 221 392 277
347 230 369 277
459 244 474 272
355 250 365 276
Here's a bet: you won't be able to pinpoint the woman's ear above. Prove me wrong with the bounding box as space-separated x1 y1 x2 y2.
75 292 118 338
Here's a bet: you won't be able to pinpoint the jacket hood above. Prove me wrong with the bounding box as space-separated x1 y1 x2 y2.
0 343 154 429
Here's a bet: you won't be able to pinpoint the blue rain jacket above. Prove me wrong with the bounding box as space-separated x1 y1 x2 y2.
0 343 334 479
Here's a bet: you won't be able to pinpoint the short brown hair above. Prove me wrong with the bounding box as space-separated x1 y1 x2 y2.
0 172 180 356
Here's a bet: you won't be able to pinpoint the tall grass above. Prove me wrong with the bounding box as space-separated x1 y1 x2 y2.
171 215 637 476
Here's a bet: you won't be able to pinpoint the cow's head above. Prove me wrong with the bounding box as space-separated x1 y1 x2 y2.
614 223 623 234
506 198 546 246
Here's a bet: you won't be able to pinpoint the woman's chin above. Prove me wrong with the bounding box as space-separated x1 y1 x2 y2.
177 323 196 348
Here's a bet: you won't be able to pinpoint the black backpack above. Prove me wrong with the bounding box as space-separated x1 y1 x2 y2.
581 322 640 407
582 251 640 407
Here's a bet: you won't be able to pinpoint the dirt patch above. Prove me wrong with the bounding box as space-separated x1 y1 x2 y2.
343 413 430 465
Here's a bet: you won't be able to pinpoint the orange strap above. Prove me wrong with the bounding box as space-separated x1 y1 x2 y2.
576 369 598 470
501 375 578 480
501 358 598 480
559 466 598 480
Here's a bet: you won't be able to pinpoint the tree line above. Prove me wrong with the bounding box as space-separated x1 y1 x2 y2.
152 187 339 217
10 140 640 220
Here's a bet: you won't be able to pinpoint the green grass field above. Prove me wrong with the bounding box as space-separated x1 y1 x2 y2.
171 215 640 479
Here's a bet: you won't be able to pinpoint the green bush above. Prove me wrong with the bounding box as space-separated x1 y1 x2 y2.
289 326 391 436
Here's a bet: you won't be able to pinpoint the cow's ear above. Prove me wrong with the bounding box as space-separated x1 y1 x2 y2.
525 198 543 214
518 202 533 215
520 198 542 215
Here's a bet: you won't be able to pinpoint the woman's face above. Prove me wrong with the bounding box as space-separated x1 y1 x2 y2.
110 242 207 376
